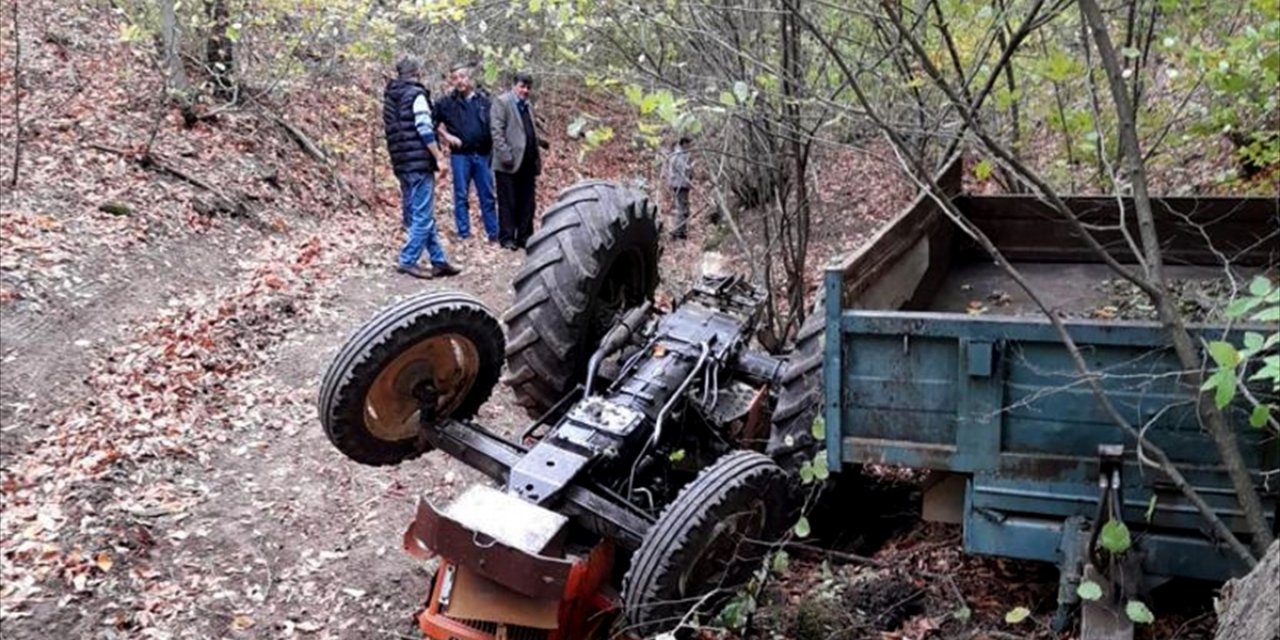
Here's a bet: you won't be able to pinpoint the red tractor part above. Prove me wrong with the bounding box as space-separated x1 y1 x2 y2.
403 488 627 640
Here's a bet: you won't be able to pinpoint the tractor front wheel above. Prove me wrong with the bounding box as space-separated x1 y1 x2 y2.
318 291 505 466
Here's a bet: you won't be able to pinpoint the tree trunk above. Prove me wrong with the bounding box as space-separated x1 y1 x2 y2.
160 0 188 94
1214 540 1279 640
1078 0 1273 556
779 0 810 334
9 0 20 188
206 0 235 100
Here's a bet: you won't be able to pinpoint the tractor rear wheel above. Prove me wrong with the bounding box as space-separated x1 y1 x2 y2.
503 181 660 418
767 290 825 470
622 450 794 637
318 291 505 466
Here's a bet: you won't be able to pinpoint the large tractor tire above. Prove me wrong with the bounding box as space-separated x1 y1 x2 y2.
503 181 660 418
318 291 505 466
766 290 825 470
622 451 794 637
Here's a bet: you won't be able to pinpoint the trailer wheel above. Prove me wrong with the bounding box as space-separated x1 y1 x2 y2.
503 181 660 418
318 291 505 466
622 451 794 637
767 290 825 469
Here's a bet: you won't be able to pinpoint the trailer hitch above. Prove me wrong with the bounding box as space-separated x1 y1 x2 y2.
1053 444 1146 640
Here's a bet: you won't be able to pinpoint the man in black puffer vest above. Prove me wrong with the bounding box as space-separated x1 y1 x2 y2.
383 56 460 279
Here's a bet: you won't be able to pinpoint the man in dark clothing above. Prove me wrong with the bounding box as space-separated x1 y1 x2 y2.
434 64 498 243
382 56 460 279
490 72 547 250
664 135 693 239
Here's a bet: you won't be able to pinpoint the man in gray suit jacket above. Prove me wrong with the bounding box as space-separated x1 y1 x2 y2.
490 72 546 250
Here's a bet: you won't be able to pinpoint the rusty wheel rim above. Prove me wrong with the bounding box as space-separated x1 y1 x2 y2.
363 334 480 442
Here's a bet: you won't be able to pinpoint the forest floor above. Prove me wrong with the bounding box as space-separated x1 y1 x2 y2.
0 3 1229 640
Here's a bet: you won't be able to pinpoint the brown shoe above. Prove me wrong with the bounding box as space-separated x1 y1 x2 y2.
396 264 432 279
432 262 462 277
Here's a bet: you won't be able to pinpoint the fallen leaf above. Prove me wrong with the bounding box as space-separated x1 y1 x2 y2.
342 587 366 599
231 614 255 631
95 552 113 573
296 621 324 633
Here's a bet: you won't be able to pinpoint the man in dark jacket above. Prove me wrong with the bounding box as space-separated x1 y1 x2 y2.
434 64 498 243
382 56 460 279
490 72 547 251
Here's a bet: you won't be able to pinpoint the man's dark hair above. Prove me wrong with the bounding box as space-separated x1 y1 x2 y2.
513 71 534 87
396 56 422 80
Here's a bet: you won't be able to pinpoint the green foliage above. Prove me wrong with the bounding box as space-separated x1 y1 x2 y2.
771 549 791 575
1098 519 1132 554
1202 277 1279 427
1125 600 1155 624
973 159 994 181
1077 580 1103 601
715 590 758 631
798 449 829 484
810 415 825 440
1004 606 1032 624
793 515 811 538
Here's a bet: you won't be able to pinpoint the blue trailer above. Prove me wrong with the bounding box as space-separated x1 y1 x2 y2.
767 159 1280 634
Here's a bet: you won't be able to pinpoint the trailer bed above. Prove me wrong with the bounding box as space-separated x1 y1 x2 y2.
820 158 1279 583
927 262 1254 321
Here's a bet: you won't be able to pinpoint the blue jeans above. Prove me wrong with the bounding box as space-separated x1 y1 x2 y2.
449 153 498 240
398 173 447 268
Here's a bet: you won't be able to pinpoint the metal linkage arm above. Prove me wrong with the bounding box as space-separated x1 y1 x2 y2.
426 420 652 549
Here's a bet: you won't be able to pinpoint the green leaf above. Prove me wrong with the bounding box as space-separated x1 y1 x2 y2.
1099 519 1132 554
719 91 736 107
1042 50 1077 82
811 415 826 440
1250 405 1271 428
1244 332 1266 354
1250 356 1280 385
1122 46 1141 59
1225 296 1263 318
584 126 614 147
812 453 830 481
974 159 994 181
1249 276 1273 297
953 605 972 622
639 93 660 116
1145 495 1158 523
733 80 751 105
1251 306 1280 322
1213 369 1238 409
771 550 791 574
798 462 815 484
623 84 644 107
1208 341 1241 368
1077 580 1103 601
1005 606 1032 624
1125 600 1155 624
793 516 811 538
668 449 686 463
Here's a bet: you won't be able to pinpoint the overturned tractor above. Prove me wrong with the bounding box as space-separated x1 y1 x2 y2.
318 182 809 639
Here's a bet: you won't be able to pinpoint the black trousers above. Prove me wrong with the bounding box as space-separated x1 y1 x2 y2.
496 166 537 246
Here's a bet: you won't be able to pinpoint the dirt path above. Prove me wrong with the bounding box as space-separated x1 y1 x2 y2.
0 224 266 458
144 245 531 639
0 184 686 638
